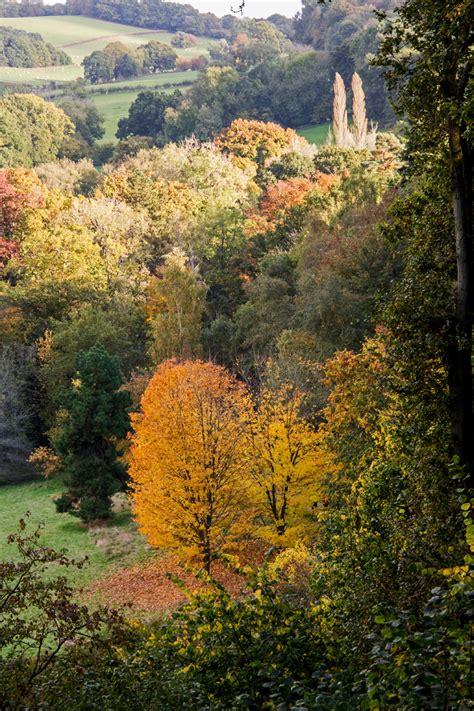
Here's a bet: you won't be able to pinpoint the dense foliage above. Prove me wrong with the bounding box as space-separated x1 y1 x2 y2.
53 345 131 522
82 40 179 84
0 26 71 67
0 94 74 168
117 46 390 145
0 0 473 708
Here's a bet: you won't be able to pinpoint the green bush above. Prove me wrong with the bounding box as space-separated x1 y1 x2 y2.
358 579 474 709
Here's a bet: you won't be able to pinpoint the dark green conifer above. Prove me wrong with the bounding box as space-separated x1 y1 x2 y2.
54 345 131 522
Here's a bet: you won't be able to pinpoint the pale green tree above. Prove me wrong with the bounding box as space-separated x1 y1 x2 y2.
146 248 208 364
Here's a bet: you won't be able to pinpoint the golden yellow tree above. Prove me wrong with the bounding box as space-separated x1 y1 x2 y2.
244 384 337 545
129 360 252 572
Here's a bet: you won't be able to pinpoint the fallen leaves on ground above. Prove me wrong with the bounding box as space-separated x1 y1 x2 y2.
86 541 266 613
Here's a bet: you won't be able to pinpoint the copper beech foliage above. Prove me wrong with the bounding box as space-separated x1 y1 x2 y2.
129 359 337 570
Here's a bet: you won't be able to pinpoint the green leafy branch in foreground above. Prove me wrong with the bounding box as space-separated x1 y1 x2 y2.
0 514 122 706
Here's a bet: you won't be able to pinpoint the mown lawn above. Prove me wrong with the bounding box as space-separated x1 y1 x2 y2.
296 123 330 145
0 475 148 587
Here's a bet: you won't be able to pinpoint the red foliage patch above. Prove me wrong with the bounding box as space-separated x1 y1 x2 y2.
0 238 19 276
87 542 266 613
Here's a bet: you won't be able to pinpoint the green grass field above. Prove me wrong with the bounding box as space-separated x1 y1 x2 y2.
91 89 148 140
296 123 330 145
90 85 181 140
0 15 211 83
0 475 149 587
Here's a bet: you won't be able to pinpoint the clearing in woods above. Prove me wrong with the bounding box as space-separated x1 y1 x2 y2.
296 123 330 145
0 475 261 615
91 85 185 141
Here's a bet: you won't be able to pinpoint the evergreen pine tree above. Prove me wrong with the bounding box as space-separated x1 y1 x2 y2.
53 345 131 522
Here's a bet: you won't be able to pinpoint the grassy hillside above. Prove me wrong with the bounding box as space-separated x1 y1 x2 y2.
91 88 159 141
0 15 211 83
0 476 150 587
87 72 196 140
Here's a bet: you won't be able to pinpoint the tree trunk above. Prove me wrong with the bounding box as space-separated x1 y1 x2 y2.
448 120 473 485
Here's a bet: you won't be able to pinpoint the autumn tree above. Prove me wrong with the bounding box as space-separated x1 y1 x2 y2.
53 345 131 522
34 158 100 196
6 222 108 338
146 249 207 364
100 141 252 260
243 384 337 545
0 168 45 240
246 177 314 237
63 196 151 293
215 119 303 175
129 360 251 572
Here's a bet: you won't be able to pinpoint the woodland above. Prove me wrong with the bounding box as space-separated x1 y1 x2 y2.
0 0 473 709
0 25 71 67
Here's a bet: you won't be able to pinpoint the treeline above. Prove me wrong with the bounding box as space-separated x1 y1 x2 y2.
293 0 397 48
0 26 71 67
0 0 396 48
117 52 391 145
0 0 276 40
1 0 395 130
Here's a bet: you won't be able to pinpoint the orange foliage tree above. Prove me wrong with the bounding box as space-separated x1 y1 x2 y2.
215 119 301 173
0 168 45 240
129 360 252 572
246 177 314 236
318 334 391 477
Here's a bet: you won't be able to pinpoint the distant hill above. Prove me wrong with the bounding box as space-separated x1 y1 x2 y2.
0 0 289 43
0 15 212 83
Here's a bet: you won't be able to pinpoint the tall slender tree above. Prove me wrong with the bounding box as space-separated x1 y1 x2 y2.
332 72 349 147
351 71 368 149
376 0 473 483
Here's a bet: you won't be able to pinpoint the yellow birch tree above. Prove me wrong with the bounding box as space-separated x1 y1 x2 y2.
244 384 338 545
